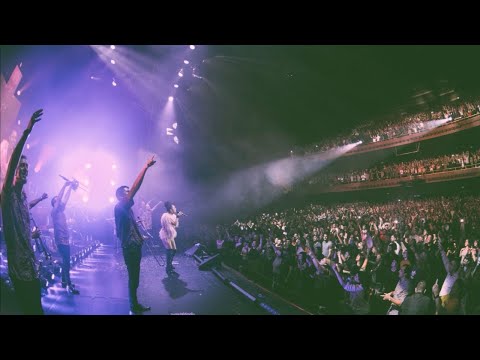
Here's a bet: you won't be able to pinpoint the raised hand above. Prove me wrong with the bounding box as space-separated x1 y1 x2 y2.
432 279 440 298
41 193 48 200
32 228 42 239
382 293 392 302
146 155 156 168
305 247 313 256
27 109 43 132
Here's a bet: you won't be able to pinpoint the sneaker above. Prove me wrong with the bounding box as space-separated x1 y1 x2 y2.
67 284 80 295
167 269 179 276
130 304 151 314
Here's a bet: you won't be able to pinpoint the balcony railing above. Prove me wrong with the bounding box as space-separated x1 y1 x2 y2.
308 165 480 193
342 114 480 157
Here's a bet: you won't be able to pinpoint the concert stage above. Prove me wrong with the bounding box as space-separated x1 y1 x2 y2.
37 244 267 315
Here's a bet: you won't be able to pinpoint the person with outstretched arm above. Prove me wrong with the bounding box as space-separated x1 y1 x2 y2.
114 155 156 314
0 109 44 314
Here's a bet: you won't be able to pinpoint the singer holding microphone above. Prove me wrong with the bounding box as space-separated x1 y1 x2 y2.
51 180 79 294
160 201 185 275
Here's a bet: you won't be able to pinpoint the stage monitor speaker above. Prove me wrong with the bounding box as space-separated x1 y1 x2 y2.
185 243 201 257
198 253 220 270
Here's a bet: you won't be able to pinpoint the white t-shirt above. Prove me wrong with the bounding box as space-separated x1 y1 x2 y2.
439 272 459 297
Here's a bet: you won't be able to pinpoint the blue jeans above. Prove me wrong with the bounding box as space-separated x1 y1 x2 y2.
57 244 71 285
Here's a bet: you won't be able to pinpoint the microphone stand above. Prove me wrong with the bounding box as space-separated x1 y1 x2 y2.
30 214 55 291
137 218 165 267
30 215 52 261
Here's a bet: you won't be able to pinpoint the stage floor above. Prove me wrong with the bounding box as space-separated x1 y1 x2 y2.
40 244 265 315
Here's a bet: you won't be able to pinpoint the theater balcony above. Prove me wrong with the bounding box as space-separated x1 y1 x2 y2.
307 164 480 194
342 114 480 157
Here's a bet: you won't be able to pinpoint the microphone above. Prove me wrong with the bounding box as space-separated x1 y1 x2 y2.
59 175 71 182
177 211 188 217
59 175 86 191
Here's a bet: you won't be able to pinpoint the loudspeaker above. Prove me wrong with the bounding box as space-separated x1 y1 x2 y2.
185 243 201 257
198 253 220 270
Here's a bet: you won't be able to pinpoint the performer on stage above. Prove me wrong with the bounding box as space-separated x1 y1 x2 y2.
160 201 185 275
51 181 79 294
114 155 156 314
0 109 44 314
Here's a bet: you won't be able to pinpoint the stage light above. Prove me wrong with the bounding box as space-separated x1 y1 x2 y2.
109 196 115 203
85 163 92 169
112 164 117 170
168 96 174 102
110 45 116 50
112 80 117 87
174 84 179 88
178 71 183 77
460 219 465 223
174 136 179 144
82 195 89 203
110 59 116 65
17 90 21 96
110 180 116 186
172 122 177 129
190 45 195 50
184 60 189 64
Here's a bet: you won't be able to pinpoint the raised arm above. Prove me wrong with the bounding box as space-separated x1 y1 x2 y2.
372 221 379 236
2 109 43 191
29 193 48 209
271 243 281 257
331 264 346 288
306 248 321 273
330 262 364 292
128 155 156 201
437 233 450 273
360 254 369 272
62 184 73 206
53 182 69 211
